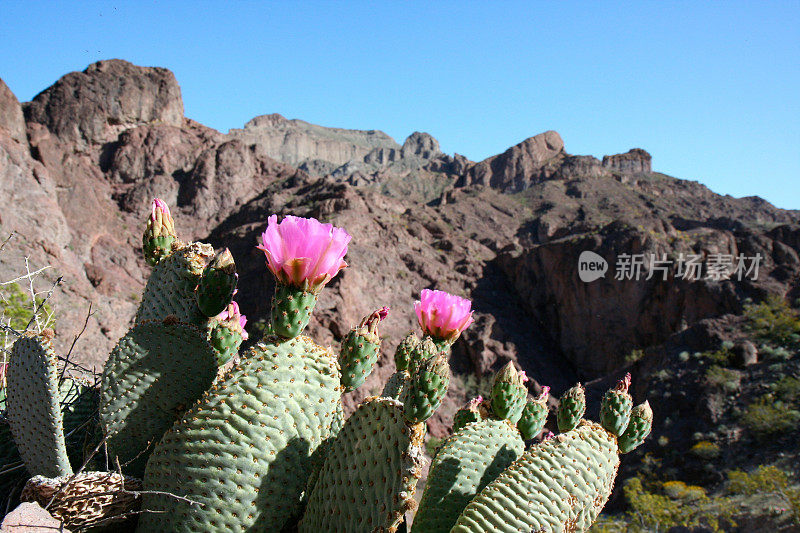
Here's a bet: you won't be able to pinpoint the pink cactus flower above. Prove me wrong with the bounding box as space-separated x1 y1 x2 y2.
217 301 249 340
257 215 351 291
519 370 529 383
414 289 474 342
536 385 550 401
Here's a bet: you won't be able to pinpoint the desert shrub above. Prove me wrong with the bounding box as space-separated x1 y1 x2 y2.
690 441 721 460
773 376 800 404
454 372 494 400
623 477 735 532
705 365 741 393
728 465 800 525
740 395 800 439
744 295 800 348
624 349 645 365
0 282 54 332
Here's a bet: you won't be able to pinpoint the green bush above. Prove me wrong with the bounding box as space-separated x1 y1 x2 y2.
0 282 54 332
773 376 800 404
728 465 800 525
705 365 741 393
744 295 800 348
690 441 721 460
740 395 800 439
622 477 735 532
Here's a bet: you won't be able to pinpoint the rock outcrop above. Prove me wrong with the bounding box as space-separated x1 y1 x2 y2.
602 148 652 174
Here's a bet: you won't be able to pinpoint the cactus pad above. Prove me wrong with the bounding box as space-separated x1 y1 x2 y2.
339 308 384 392
557 383 586 432
600 373 633 436
490 362 527 424
299 397 425 533
517 388 549 440
394 332 420 372
452 397 485 433
451 420 620 532
135 242 214 325
413 419 524 533
382 370 409 400
138 334 341 532
195 248 237 318
99 320 218 472
619 401 653 454
7 331 72 478
404 351 450 424
271 283 318 339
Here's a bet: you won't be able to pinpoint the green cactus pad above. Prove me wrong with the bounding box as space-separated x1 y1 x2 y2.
413 419 524 533
6 331 72 478
138 334 341 532
207 320 243 365
619 401 653 454
452 420 620 532
452 397 485 433
404 351 450 424
195 249 237 317
339 310 383 392
271 283 318 339
382 370 409 400
394 332 420 372
600 374 634 436
299 397 426 533
557 383 586 432
490 362 527 424
99 320 218 474
135 242 214 325
517 388 550 440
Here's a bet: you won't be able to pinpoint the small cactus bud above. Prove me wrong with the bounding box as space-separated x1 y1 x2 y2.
618 400 653 453
196 248 238 317
143 198 177 266
557 383 586 432
404 349 450 424
490 362 528 423
394 332 420 372
209 301 248 365
452 396 484 432
517 386 550 440
340 307 389 392
600 372 634 437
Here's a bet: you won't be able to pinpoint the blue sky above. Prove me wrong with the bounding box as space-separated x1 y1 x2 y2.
2 1 798 208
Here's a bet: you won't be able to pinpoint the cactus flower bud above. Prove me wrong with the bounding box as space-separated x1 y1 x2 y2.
196 248 238 317
491 362 528 423
557 383 586 432
339 307 389 391
394 332 420 372
414 289 474 344
452 395 485 432
619 400 653 454
143 198 177 266
210 301 248 365
600 373 634 437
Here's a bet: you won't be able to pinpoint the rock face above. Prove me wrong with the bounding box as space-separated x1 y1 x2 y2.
463 130 565 191
0 78 26 145
23 59 183 150
229 113 400 169
602 148 651 174
1 59 799 462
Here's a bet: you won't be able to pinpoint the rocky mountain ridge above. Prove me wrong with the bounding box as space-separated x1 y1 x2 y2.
1 59 798 464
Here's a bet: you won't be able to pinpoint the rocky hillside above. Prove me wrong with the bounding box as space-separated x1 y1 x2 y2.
1 60 799 526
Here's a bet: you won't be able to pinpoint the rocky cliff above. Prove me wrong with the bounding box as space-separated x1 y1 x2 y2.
1 61 799 502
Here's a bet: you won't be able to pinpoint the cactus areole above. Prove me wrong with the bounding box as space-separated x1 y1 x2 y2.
257 214 351 338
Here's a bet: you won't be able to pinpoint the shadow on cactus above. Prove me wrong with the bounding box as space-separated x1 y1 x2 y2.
0 198 654 532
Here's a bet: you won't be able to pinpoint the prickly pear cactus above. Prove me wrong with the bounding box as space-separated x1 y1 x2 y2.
298 397 426 533
138 334 341 532
517 387 549 440
99 319 218 474
134 241 215 325
394 332 419 372
619 401 653 454
557 383 586 432
452 396 485 433
339 308 386 391
404 345 449 424
451 420 620 532
195 248 238 317
271 283 318 339
490 362 527 424
600 373 633 436
6 330 72 478
412 419 524 533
